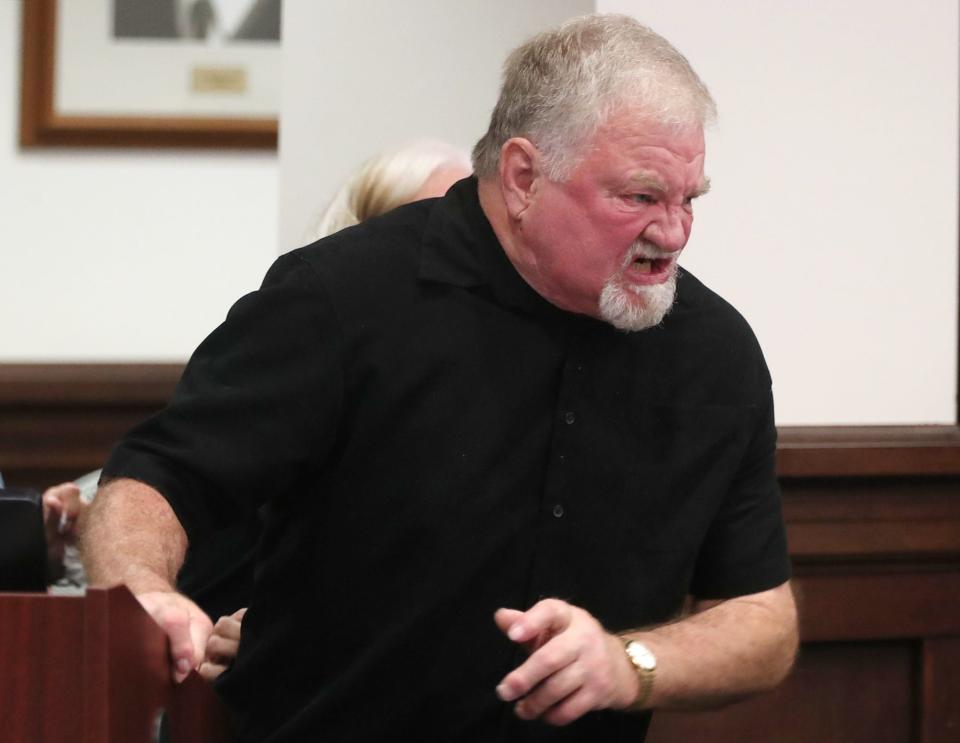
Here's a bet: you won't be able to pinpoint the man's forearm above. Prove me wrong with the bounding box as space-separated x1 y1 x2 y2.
631 581 798 710
79 478 188 594
80 478 215 683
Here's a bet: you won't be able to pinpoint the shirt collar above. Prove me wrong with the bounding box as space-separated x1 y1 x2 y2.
419 177 570 322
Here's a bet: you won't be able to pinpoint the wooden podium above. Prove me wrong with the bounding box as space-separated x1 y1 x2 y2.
0 586 231 743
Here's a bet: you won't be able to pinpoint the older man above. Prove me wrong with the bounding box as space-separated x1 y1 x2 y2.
82 14 797 742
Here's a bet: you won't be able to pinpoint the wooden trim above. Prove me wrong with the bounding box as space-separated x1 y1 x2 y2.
2 365 960 473
0 363 183 405
3 364 960 491
794 571 960 642
19 0 277 149
777 426 960 478
0 364 183 488
18 0 54 148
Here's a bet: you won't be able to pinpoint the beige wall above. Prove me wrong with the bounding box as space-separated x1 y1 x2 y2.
597 0 958 425
0 0 279 361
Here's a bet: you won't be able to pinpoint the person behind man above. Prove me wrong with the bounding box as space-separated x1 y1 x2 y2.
312 139 472 239
81 14 797 741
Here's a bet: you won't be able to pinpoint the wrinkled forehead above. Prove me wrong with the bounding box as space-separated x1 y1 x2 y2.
581 111 706 178
604 103 705 150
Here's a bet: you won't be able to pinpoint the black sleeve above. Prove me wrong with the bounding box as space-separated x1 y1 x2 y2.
688 386 791 599
101 252 344 542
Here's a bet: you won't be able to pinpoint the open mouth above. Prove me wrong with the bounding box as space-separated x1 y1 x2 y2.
631 257 671 275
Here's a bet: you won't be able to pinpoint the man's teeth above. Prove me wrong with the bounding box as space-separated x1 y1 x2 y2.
633 259 653 274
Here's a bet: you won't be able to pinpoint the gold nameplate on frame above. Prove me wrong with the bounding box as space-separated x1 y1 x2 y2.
191 67 248 94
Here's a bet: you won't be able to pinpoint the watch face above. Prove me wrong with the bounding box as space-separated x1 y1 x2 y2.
627 641 657 671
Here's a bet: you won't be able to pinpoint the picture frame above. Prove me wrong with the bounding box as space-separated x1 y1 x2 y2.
19 0 279 149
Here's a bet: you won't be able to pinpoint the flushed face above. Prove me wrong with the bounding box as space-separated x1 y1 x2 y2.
517 112 708 330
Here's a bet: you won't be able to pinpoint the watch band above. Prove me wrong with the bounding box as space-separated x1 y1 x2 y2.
621 637 657 711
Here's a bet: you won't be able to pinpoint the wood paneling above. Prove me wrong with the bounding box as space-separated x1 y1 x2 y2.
3 364 960 488
783 477 960 563
0 587 229 742
778 425 960 477
795 570 960 642
648 642 916 743
0 364 182 488
2 363 959 741
922 638 960 743
0 595 85 743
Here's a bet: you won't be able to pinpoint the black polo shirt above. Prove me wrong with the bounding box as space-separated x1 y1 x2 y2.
103 177 789 742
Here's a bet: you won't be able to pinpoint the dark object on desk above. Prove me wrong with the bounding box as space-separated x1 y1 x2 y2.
0 487 47 592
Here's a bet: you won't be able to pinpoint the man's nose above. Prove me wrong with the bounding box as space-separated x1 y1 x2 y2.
642 208 688 253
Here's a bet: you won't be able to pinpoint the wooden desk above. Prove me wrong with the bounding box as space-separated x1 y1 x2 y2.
0 586 229 743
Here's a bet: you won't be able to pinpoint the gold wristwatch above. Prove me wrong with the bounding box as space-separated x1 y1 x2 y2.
621 638 657 711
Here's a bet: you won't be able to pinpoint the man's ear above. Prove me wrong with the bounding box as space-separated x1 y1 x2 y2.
498 138 540 219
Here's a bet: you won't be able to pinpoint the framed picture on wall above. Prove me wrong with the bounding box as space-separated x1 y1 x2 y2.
20 0 281 148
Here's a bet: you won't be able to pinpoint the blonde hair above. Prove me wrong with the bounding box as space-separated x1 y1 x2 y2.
313 140 471 239
472 14 716 180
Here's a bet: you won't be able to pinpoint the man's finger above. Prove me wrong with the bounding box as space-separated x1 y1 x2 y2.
43 483 79 502
137 591 213 683
212 613 243 641
494 608 524 636
205 633 240 661
156 606 198 683
504 598 572 644
514 662 584 720
542 687 596 727
43 484 84 538
497 635 578 702
42 491 65 530
198 661 228 682
188 611 214 670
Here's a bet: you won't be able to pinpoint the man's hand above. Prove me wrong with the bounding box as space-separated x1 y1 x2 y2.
494 599 639 726
136 590 214 683
41 483 84 575
199 607 247 681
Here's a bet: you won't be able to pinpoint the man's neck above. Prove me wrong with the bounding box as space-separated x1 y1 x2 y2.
476 176 602 322
477 177 531 285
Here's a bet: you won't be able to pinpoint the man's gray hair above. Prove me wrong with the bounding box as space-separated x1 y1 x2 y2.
472 14 716 181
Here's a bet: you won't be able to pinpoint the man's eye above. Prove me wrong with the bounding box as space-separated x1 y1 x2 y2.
631 194 655 204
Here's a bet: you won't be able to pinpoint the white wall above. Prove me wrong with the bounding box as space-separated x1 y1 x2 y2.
599 0 958 424
278 0 592 251
0 0 279 361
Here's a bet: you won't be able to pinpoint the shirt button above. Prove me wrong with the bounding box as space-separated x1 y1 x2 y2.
563 411 576 425
552 504 565 518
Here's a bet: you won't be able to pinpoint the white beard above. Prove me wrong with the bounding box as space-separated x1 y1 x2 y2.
598 270 677 332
